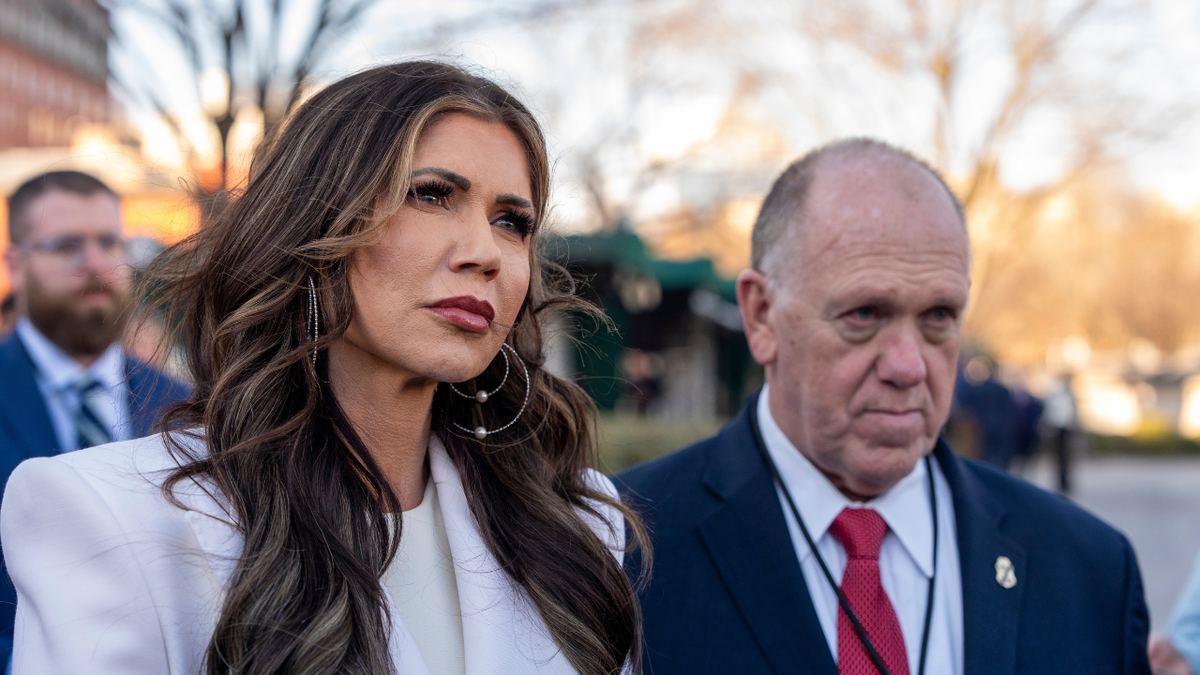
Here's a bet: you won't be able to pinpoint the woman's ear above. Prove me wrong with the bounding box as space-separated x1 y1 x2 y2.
736 269 779 367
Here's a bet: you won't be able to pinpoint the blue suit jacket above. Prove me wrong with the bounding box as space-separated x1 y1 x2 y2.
617 392 1151 675
0 332 189 664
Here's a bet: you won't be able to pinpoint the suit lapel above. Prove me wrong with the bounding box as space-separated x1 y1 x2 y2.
933 440 1026 675
175 435 435 675
126 359 158 438
126 358 189 438
172 432 579 675
697 405 838 675
428 436 578 675
0 334 60 457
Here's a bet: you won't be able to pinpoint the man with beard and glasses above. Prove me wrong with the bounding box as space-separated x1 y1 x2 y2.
0 170 188 666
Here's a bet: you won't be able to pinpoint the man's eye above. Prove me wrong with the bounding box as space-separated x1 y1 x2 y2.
98 235 126 254
53 238 85 256
850 307 876 322
927 307 954 323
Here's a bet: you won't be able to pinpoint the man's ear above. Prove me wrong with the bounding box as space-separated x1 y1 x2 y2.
4 246 25 297
736 268 778 366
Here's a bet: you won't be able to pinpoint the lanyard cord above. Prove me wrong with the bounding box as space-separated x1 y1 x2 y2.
917 461 938 675
748 397 938 675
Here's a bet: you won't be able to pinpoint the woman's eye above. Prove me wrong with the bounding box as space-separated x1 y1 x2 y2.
409 181 454 208
495 212 535 238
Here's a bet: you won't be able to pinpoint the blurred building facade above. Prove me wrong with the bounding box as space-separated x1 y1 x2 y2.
0 0 198 302
0 0 110 150
549 227 760 421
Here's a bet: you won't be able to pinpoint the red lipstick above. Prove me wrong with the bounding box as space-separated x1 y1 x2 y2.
427 296 495 333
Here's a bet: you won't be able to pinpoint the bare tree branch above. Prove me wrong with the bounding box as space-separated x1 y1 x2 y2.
108 0 391 206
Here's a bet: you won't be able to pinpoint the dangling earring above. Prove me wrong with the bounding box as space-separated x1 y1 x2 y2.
306 276 320 368
447 342 530 440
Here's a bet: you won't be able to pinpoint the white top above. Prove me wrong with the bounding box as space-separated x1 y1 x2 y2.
384 477 466 675
16 318 130 451
758 385 964 675
1 432 625 674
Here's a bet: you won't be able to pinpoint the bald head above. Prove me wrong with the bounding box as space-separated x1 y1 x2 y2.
751 138 967 283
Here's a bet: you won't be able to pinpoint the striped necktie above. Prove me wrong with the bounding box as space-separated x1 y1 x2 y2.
72 377 112 450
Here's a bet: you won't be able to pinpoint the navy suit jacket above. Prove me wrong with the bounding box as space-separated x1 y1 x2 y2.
0 332 189 664
617 392 1151 675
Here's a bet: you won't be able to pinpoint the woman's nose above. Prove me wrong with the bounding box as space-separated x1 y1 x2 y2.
449 209 502 278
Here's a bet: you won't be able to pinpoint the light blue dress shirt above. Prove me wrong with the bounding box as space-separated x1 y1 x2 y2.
1170 550 1200 673
14 318 130 452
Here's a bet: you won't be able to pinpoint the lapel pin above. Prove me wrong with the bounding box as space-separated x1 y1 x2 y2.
995 556 1017 589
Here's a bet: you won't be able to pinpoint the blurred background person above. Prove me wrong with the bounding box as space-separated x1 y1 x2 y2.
1041 375 1081 494
0 294 14 338
953 354 1019 469
0 170 188 668
1007 377 1046 475
623 349 662 416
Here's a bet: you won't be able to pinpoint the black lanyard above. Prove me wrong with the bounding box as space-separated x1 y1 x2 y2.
747 395 938 675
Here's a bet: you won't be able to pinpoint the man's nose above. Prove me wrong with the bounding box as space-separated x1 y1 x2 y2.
875 325 927 388
78 239 121 275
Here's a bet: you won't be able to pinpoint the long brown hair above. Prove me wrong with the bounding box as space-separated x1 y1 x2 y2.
142 61 648 675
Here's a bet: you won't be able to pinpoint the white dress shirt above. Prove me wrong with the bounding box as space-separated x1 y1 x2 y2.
384 477 466 675
16 318 130 452
758 385 964 675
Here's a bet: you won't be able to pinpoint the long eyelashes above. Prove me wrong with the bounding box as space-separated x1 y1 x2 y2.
499 212 536 238
408 179 455 206
409 179 536 238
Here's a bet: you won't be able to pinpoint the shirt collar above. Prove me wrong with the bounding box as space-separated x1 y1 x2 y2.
16 318 126 393
758 384 936 578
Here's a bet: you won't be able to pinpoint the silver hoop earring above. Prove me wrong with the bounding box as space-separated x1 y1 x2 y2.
306 276 320 368
447 342 530 440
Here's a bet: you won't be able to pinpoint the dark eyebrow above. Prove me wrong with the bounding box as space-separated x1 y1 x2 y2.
412 167 470 191
497 194 533 211
412 168 531 211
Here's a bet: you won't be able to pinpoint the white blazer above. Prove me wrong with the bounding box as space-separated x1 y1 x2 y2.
0 432 625 674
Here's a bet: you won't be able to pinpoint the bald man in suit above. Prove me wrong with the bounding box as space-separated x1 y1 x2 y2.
619 139 1150 675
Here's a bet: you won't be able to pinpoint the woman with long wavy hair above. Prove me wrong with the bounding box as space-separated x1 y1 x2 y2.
1 61 648 675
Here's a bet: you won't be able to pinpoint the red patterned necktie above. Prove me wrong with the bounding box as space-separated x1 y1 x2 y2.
828 508 909 675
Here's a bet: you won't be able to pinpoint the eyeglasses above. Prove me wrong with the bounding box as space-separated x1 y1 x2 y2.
19 234 128 270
